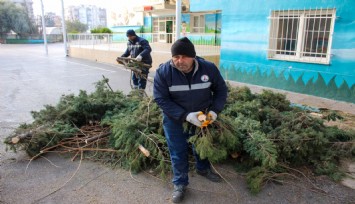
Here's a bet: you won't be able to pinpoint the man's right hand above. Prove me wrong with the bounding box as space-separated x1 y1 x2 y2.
186 111 203 127
116 57 124 65
135 55 142 62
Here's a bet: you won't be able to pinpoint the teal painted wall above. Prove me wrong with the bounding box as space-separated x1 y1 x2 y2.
143 17 152 33
111 26 143 42
6 39 44 44
190 0 355 103
185 13 221 46
110 26 141 33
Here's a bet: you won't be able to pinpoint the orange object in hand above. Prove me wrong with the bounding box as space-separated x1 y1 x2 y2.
197 112 212 127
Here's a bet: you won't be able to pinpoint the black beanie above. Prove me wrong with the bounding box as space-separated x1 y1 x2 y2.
171 37 196 58
126 29 136 37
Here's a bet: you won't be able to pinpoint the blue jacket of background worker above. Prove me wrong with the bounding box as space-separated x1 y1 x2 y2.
121 36 152 65
153 56 228 122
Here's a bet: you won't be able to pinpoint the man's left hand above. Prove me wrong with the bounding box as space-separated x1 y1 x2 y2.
136 55 142 62
208 111 217 123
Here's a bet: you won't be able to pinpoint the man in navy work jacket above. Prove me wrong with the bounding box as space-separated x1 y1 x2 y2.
153 37 228 203
121 29 152 90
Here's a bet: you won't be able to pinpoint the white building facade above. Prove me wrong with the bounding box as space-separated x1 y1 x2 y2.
66 5 107 30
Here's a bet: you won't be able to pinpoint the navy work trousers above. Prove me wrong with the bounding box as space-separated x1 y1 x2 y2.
163 113 210 186
132 67 149 89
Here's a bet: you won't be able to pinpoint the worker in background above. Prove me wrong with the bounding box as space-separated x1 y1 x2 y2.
153 37 228 203
121 29 152 90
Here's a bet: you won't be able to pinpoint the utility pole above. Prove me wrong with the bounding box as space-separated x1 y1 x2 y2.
61 0 68 56
175 0 181 41
40 0 48 55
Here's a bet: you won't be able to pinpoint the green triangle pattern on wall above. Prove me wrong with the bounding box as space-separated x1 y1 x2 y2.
221 65 355 103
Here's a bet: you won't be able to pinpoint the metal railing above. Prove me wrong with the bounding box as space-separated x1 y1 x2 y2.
67 33 221 56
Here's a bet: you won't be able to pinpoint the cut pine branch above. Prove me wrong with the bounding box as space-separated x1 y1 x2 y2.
138 144 150 157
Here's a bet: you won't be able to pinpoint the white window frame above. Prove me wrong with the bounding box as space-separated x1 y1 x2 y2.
191 14 205 33
268 9 336 65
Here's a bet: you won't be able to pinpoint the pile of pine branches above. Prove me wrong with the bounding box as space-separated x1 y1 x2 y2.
192 86 355 193
4 78 355 193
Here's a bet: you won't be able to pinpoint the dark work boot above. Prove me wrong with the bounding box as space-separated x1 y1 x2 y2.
172 185 186 203
196 169 222 182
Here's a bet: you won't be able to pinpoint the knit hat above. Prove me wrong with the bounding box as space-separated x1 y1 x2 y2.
126 29 136 37
171 37 196 58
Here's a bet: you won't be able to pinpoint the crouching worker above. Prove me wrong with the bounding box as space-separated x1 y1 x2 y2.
153 37 228 203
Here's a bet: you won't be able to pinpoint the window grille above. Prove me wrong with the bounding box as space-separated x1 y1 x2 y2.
268 8 336 64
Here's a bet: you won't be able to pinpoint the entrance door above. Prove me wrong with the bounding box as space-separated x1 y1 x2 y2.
166 20 173 43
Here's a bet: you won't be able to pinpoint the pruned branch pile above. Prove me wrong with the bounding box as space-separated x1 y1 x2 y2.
4 79 355 194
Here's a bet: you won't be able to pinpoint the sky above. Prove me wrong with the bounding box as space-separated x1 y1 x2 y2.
32 0 159 26
32 0 142 16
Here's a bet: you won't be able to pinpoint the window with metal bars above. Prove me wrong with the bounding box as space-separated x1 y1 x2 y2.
268 9 336 64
